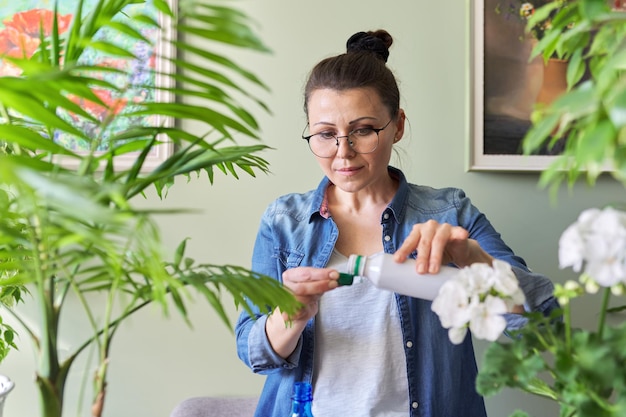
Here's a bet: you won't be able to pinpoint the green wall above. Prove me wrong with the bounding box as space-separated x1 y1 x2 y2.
3 1 623 416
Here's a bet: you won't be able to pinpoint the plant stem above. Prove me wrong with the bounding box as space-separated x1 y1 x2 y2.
564 299 572 354
598 287 611 338
28 211 65 417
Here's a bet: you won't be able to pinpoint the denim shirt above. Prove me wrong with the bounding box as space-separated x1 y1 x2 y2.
235 166 557 417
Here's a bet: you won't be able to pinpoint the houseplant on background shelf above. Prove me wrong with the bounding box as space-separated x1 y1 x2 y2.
496 0 572 41
0 1 301 417
497 0 575 105
441 1 626 416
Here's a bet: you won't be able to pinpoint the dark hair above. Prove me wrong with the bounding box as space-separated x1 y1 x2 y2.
303 30 400 119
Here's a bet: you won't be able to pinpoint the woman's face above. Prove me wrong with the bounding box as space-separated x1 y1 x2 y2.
306 87 405 194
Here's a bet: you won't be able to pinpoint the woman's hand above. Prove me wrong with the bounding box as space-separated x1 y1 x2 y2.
280 267 339 322
393 220 493 274
266 267 338 358
394 220 525 314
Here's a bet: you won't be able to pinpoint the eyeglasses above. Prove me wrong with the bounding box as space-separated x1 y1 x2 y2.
301 119 393 158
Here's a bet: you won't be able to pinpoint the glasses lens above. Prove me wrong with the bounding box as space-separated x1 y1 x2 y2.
349 128 379 154
308 134 336 158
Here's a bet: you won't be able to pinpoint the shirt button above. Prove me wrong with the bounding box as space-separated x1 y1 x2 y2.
384 235 391 242
412 402 419 409
406 341 413 348
383 213 389 220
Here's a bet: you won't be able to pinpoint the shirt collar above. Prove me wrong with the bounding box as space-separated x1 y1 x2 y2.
386 166 409 224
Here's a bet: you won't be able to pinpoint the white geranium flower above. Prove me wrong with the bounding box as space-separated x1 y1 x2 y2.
463 263 496 294
560 207 626 288
584 208 626 285
585 260 625 287
431 280 471 329
432 260 525 344
559 223 585 272
577 207 602 225
448 326 468 345
492 260 524 300
469 295 508 342
584 208 626 254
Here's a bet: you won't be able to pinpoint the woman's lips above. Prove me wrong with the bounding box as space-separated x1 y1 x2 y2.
335 166 362 176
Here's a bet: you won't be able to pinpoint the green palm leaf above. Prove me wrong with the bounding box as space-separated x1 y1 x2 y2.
0 2 298 417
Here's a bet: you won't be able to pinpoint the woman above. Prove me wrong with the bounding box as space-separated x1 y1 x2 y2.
235 30 557 417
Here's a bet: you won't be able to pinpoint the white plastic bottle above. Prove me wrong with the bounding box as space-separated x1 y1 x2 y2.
338 252 459 301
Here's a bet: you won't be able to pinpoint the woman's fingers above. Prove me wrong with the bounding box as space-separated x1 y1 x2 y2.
283 267 339 295
394 221 471 274
280 267 339 322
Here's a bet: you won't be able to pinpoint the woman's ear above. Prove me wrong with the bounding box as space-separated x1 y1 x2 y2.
393 109 406 143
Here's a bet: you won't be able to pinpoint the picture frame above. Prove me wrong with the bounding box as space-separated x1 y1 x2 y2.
468 0 564 171
0 0 176 171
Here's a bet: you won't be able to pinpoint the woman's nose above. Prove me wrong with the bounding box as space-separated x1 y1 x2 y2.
335 135 355 158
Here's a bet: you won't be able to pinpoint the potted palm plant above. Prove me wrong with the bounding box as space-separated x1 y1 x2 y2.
0 287 17 417
0 1 300 417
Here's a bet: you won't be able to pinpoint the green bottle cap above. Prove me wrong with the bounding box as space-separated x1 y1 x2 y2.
337 255 365 286
338 273 354 286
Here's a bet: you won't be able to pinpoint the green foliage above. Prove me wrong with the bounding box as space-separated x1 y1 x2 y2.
0 1 300 417
522 0 626 193
501 3 626 411
478 292 626 417
477 312 561 399
0 313 18 364
480 317 626 416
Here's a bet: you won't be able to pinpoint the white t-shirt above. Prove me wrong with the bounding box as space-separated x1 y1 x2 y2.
311 250 409 416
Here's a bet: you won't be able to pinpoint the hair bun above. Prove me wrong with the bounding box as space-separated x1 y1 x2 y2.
346 30 392 63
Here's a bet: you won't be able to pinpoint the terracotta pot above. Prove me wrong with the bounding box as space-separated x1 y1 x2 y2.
536 58 568 106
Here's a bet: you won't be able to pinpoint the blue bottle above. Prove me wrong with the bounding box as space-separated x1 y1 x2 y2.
290 382 314 417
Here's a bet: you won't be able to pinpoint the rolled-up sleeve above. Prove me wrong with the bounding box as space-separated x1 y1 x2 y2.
235 202 304 374
242 315 302 374
504 266 559 330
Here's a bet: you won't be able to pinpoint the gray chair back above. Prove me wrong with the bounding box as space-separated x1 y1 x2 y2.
169 397 258 417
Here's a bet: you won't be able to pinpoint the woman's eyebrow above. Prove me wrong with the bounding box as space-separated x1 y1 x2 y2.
311 116 378 128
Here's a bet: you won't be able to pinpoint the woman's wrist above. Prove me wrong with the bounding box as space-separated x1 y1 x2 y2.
456 239 494 268
265 307 307 359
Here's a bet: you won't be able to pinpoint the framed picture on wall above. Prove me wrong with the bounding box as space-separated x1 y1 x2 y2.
0 0 176 170
468 0 568 171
